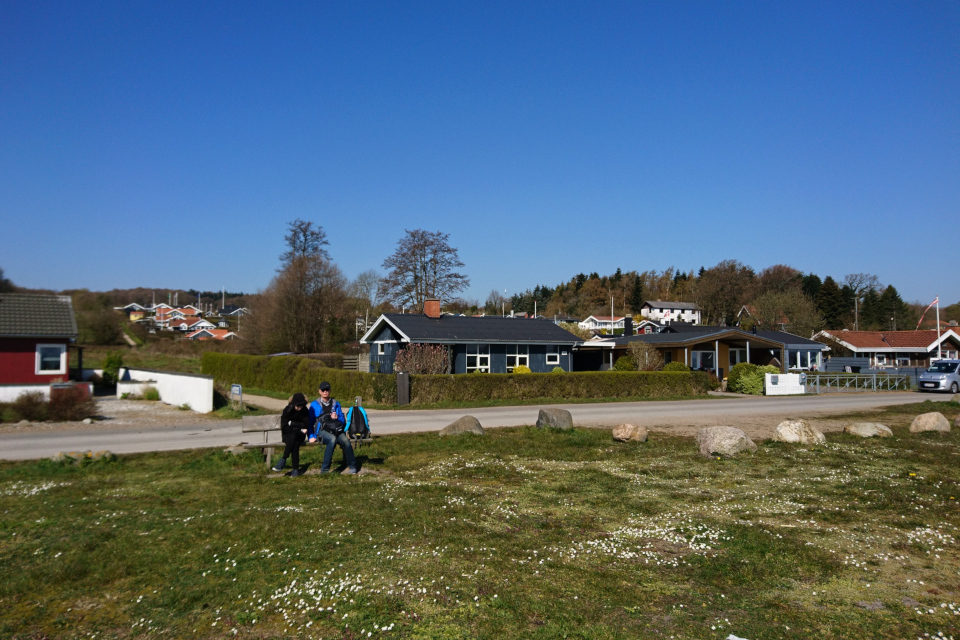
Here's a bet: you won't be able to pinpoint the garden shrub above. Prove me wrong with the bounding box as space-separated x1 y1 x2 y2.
394 343 450 374
663 361 690 372
737 365 780 395
48 385 96 422
512 365 532 374
727 362 758 394
143 387 161 401
12 392 48 421
613 356 635 371
551 366 565 374
101 351 124 385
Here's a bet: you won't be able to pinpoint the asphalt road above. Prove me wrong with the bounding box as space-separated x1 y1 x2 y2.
0 391 932 461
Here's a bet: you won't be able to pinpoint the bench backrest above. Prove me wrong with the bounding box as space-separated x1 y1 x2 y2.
241 414 281 433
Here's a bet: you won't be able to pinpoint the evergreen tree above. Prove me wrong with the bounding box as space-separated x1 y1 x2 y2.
860 289 882 329
816 276 845 329
629 277 645 314
801 273 822 300
879 285 910 330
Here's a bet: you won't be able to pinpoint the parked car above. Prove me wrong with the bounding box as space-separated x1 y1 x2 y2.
918 359 960 393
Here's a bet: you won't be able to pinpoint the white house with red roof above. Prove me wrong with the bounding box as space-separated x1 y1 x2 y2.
816 329 960 368
579 315 625 333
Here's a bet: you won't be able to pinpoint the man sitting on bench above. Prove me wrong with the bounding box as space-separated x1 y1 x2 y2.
309 381 358 475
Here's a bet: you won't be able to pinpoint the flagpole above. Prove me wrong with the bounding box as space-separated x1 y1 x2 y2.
937 297 942 361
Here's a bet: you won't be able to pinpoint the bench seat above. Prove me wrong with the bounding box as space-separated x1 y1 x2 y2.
240 414 371 467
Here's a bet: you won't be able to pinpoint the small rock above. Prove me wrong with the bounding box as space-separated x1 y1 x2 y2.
18 420 29 425
774 419 826 445
82 418 93 425
909 412 951 433
845 422 893 438
536 408 573 430
696 426 757 458
612 423 648 442
223 443 247 455
439 416 485 437
90 450 114 461
856 600 885 611
952 393 960 403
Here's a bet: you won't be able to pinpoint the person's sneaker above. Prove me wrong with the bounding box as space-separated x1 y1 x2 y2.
319 469 331 474
342 468 359 475
271 460 285 473
289 469 302 477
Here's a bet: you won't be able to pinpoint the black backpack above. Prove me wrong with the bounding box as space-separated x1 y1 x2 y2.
346 406 370 437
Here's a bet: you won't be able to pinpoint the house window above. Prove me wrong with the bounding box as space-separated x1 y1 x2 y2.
875 354 887 366
691 351 715 370
664 351 673 364
729 349 747 367
506 345 529 372
377 343 386 356
896 356 910 366
545 346 560 366
36 344 66 375
466 344 490 373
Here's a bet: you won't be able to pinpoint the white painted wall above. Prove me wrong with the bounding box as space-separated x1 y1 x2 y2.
0 384 52 402
118 368 214 413
116 380 156 398
0 383 94 403
764 373 805 395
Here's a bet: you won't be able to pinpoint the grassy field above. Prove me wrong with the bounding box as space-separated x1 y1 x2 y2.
1 401 958 639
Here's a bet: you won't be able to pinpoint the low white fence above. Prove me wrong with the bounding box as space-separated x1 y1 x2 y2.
0 383 94 403
117 367 214 413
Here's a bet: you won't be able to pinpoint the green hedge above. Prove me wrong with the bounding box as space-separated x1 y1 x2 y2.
203 353 711 406
201 353 397 405
409 370 711 404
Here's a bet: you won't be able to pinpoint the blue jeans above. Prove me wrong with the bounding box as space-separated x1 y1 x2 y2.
318 430 356 472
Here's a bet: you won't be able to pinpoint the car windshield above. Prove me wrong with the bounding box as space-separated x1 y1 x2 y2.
927 362 958 373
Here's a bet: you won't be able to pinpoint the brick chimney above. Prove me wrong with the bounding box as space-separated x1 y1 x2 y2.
424 299 441 319
623 314 633 336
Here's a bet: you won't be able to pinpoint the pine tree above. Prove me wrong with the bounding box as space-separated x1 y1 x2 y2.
629 277 645 314
816 277 845 329
879 285 910 331
801 273 822 300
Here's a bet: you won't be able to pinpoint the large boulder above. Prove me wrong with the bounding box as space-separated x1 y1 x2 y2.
536 408 574 430
612 423 648 442
909 412 951 433
845 422 893 438
439 416 485 437
696 426 757 458
774 419 826 445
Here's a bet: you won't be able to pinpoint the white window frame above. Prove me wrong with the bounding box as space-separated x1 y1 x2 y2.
466 344 490 373
545 346 560 366
691 350 715 370
729 348 747 367
875 354 887 366
506 345 529 372
35 343 67 375
895 356 910 367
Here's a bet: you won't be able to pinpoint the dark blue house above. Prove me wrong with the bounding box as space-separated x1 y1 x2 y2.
359 300 582 374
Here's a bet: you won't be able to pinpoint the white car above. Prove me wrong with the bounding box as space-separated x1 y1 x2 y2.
918 360 960 394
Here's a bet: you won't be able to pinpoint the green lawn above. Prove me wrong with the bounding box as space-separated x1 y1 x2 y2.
1 402 958 639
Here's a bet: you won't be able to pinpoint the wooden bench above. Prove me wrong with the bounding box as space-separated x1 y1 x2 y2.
241 414 373 468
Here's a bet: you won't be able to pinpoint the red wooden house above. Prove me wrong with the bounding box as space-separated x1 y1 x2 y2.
0 293 78 401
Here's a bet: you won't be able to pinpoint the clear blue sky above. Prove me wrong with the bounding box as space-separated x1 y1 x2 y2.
1 1 957 305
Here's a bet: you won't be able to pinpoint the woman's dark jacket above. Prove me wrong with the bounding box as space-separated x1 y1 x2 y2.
280 403 312 444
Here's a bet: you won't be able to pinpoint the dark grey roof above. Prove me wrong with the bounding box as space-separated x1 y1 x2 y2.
643 300 700 310
755 330 828 348
592 326 786 349
0 294 78 338
368 314 581 344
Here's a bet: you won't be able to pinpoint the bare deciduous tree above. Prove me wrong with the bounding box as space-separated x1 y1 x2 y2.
695 260 755 325
246 255 348 354
381 230 469 312
749 289 823 337
628 341 664 371
280 219 329 269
